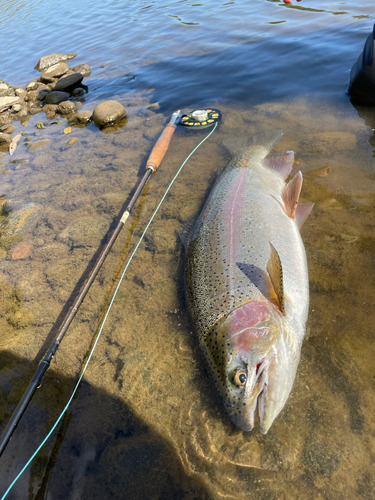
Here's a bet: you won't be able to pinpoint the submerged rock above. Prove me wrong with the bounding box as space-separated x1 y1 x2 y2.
11 241 33 260
34 53 78 72
45 91 70 105
68 110 92 125
28 140 50 150
57 216 109 248
92 100 126 128
0 203 42 241
72 63 92 77
54 73 84 93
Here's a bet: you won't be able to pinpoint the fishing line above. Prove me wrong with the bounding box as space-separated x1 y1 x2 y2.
1 121 218 500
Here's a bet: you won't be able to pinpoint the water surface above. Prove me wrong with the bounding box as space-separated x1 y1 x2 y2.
0 1 375 498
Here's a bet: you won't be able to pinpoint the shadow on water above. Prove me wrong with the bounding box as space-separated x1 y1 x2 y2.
0 351 214 500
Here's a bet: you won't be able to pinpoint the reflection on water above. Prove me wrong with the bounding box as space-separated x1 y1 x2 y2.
0 0 375 498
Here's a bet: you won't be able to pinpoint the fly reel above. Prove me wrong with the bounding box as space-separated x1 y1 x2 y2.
179 108 221 129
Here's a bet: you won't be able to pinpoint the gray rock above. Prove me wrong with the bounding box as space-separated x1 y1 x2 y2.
44 91 70 105
34 53 78 72
72 63 92 77
68 110 92 125
54 73 84 93
0 133 12 145
92 100 127 128
0 96 20 113
43 62 70 78
57 101 77 114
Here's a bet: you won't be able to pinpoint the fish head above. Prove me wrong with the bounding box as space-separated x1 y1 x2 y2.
207 300 300 433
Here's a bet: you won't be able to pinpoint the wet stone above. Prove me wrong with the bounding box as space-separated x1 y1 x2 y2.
68 110 92 125
43 104 58 116
0 125 16 134
72 88 85 97
54 73 84 93
0 133 12 145
43 62 70 78
72 63 92 77
92 100 127 127
35 53 77 72
45 91 70 105
57 101 77 114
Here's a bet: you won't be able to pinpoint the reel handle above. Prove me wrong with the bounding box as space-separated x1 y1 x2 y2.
146 123 177 171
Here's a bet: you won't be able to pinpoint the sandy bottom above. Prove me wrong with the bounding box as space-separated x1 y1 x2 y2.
0 93 375 499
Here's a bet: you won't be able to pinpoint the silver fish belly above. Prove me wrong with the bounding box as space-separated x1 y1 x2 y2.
186 132 313 433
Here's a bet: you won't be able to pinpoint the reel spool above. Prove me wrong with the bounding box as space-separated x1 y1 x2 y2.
179 108 221 129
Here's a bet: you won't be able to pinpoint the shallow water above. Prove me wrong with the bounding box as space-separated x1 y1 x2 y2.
0 0 375 498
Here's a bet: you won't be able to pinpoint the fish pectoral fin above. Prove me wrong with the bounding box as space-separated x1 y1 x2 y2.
281 171 303 218
295 202 314 229
266 243 285 314
263 151 294 180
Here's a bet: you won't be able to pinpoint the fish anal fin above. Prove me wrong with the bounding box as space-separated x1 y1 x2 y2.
264 151 294 180
295 202 314 229
266 243 285 314
281 171 303 218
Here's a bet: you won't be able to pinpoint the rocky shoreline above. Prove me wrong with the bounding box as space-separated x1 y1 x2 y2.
0 52 127 152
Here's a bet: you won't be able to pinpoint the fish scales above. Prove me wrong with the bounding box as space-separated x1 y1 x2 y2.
186 134 312 433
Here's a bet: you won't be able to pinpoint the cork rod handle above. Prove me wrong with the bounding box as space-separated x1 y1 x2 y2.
146 123 177 171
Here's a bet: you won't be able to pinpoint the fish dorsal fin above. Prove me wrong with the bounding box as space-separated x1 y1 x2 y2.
295 202 314 229
263 151 294 180
266 243 285 314
281 171 303 218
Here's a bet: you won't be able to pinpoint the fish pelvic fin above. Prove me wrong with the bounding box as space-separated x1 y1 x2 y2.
266 243 285 314
281 171 303 219
263 151 294 180
295 202 314 229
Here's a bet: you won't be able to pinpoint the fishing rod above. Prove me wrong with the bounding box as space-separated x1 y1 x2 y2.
0 107 221 457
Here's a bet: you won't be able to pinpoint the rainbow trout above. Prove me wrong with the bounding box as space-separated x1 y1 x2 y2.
186 130 313 433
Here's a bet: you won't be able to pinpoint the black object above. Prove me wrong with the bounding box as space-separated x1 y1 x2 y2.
348 24 375 103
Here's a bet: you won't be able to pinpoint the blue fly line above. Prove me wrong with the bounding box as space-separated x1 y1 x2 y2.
1 120 217 499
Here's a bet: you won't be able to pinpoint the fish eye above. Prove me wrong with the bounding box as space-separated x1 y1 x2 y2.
231 368 247 386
